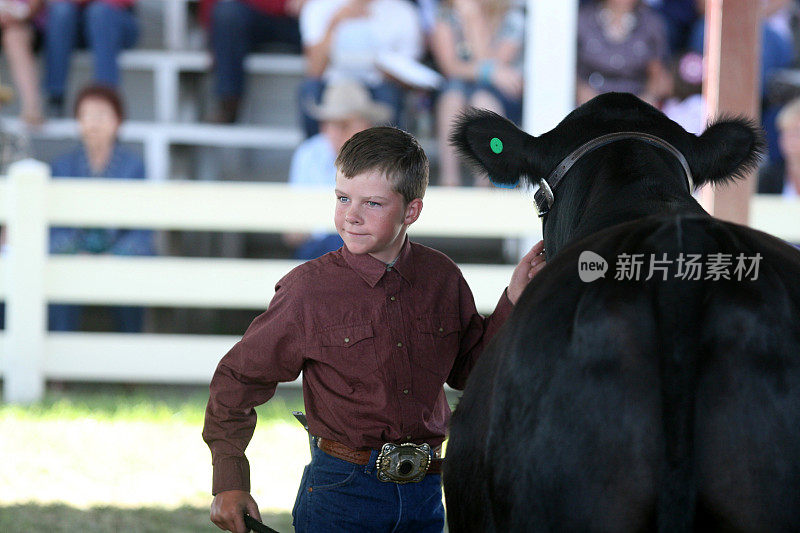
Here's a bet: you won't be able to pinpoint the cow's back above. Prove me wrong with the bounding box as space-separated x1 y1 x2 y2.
444 214 800 532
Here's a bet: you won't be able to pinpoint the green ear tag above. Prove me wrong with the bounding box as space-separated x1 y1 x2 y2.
490 137 503 154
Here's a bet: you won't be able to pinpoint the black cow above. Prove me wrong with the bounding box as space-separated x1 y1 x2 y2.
442 93 800 532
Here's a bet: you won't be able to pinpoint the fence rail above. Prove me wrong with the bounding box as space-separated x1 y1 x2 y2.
2 160 799 403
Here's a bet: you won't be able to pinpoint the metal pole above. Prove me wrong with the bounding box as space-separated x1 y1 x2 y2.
522 0 578 135
700 0 761 224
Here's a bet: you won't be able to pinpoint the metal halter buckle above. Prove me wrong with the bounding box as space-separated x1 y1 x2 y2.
375 442 431 484
534 178 554 217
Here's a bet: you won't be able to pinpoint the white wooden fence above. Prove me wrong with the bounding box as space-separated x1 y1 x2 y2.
0 160 543 403
2 161 799 404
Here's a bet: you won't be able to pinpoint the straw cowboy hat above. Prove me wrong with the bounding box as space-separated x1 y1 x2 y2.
306 79 392 124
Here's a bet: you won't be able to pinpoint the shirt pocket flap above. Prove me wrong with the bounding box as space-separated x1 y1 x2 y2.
319 323 374 348
417 315 461 337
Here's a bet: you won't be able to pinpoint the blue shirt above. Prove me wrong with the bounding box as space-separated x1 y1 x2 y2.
287 132 344 259
288 132 337 187
49 143 155 256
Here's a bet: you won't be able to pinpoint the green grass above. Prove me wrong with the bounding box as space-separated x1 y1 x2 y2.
0 383 306 426
0 503 293 533
0 383 310 533
0 383 460 532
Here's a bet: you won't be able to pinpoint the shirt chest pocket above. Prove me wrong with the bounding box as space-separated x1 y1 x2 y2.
415 315 461 377
317 323 379 380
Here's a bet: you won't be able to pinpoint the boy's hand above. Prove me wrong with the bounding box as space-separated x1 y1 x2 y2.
507 240 546 304
210 490 261 533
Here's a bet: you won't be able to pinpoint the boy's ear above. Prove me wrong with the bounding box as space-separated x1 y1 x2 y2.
403 198 423 226
450 108 540 186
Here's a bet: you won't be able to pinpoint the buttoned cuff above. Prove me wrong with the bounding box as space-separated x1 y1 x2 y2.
211 456 251 495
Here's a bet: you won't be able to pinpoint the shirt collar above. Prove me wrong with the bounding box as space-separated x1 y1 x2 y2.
341 236 415 288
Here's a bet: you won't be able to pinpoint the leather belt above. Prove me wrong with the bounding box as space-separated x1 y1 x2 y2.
317 438 443 474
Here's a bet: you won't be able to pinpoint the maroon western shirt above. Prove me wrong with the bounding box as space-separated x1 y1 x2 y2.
202 238 513 494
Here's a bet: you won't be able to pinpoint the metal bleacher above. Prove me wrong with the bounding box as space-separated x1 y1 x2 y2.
0 0 308 183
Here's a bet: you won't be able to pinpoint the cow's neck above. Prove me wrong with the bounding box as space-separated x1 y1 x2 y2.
543 160 702 259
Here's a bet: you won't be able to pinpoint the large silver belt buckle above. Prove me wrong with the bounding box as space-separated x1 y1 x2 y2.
375 442 430 484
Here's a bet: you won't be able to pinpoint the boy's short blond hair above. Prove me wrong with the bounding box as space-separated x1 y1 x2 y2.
335 126 429 204
777 97 800 132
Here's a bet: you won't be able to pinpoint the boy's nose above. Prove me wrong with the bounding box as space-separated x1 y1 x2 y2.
345 204 362 224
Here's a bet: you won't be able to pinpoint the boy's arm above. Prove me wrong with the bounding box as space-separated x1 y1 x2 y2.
202 281 307 494
447 241 546 389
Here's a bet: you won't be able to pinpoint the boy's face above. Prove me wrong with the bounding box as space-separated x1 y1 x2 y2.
334 168 422 263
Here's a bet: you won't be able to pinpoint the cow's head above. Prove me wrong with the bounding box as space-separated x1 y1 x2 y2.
451 92 764 258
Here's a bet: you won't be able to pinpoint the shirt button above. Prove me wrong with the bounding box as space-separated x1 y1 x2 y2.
403 389 409 394
390 296 396 301
438 327 444 332
386 267 392 271
406 435 412 440
397 342 403 347
344 337 350 343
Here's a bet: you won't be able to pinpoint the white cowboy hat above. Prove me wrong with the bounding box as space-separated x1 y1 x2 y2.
306 79 392 124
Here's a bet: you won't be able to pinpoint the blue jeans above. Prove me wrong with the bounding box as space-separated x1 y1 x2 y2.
44 0 139 98
211 0 301 98
292 445 445 532
48 304 145 332
299 78 404 138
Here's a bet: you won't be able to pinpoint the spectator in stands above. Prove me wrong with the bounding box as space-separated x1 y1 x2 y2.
199 0 304 123
0 0 45 125
758 95 800 198
43 0 139 117
285 78 391 259
430 0 524 187
48 84 154 332
576 0 671 107
298 0 423 137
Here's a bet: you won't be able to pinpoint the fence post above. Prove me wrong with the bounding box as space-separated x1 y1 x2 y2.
3 159 49 403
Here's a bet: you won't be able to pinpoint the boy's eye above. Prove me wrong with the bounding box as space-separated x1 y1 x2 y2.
337 196 349 203
367 201 381 207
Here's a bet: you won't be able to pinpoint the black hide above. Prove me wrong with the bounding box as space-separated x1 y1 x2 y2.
443 93 800 533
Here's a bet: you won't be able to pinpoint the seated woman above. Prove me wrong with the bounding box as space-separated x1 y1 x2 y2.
576 0 671 107
297 0 423 137
48 84 154 332
431 0 524 187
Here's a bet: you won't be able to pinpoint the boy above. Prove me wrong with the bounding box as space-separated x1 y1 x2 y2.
203 126 546 533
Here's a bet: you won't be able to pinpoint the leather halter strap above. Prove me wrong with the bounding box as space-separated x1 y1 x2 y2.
533 131 695 217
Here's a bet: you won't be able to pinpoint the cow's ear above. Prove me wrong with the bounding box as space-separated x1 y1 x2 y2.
450 108 540 186
689 118 765 187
